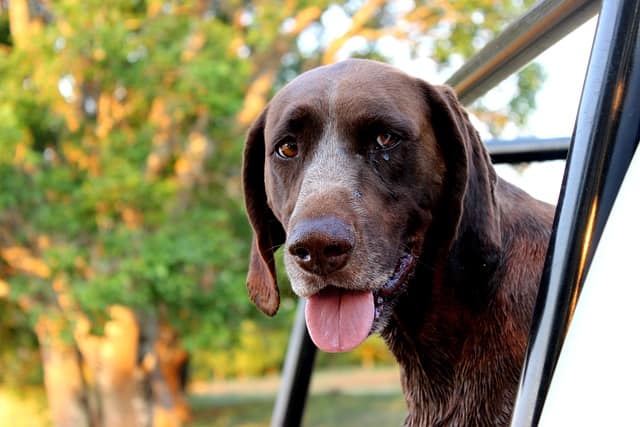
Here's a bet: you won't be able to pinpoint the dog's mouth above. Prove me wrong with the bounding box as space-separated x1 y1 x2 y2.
371 252 416 333
304 250 417 353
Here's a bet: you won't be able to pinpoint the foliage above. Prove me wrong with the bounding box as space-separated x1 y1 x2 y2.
0 301 42 385
195 320 292 380
0 0 543 392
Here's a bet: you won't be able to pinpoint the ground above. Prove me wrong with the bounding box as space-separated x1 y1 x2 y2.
1 366 406 427
190 366 406 427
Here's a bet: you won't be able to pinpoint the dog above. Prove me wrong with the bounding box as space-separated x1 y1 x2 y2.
242 59 554 426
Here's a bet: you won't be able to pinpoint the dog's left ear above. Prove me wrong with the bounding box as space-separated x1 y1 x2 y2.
242 108 286 316
422 84 502 273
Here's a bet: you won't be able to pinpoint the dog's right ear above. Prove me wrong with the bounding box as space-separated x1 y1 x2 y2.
242 107 286 317
421 84 502 300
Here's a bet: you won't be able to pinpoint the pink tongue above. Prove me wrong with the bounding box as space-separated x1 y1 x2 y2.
305 287 374 353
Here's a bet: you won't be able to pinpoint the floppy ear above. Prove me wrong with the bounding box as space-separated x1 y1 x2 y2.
422 84 502 286
242 108 286 316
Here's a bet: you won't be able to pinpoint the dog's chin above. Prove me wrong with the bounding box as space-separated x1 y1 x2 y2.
370 251 417 334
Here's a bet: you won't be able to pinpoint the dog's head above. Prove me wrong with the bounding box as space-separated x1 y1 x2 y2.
242 59 501 352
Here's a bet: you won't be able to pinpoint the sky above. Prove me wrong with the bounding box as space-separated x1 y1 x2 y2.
492 17 597 205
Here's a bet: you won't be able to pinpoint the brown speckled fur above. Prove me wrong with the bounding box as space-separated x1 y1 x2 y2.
242 59 555 426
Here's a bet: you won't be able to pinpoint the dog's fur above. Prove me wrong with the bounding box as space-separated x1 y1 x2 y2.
242 59 554 426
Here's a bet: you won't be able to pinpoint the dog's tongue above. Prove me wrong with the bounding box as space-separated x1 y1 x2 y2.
305 287 374 353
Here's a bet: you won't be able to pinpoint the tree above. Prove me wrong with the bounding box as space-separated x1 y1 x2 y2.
0 1 541 426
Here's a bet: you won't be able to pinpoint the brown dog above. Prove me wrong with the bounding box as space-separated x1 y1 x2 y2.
242 59 554 426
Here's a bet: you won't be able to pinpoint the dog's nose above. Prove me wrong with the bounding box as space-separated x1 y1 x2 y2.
287 217 355 276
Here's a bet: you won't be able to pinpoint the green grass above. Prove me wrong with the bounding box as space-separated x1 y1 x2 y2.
189 391 407 427
189 394 274 427
304 392 407 427
1 368 407 427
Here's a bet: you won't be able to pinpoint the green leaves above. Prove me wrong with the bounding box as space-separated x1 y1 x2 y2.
510 62 546 127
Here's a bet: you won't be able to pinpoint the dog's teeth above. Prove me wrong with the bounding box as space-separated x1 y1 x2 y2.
377 296 384 304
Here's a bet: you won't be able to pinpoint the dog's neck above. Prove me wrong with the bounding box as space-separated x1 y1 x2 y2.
381 243 520 426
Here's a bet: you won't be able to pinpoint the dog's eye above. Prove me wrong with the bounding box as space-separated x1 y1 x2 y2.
375 133 401 150
276 140 299 159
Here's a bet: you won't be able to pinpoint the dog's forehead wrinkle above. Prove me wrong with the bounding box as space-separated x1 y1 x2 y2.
276 61 419 128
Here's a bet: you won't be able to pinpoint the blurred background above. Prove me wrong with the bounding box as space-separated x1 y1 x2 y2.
0 1 594 426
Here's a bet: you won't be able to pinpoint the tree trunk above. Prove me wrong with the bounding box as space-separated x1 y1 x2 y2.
38 306 190 427
7 0 31 49
95 306 149 427
36 316 91 427
151 322 191 427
